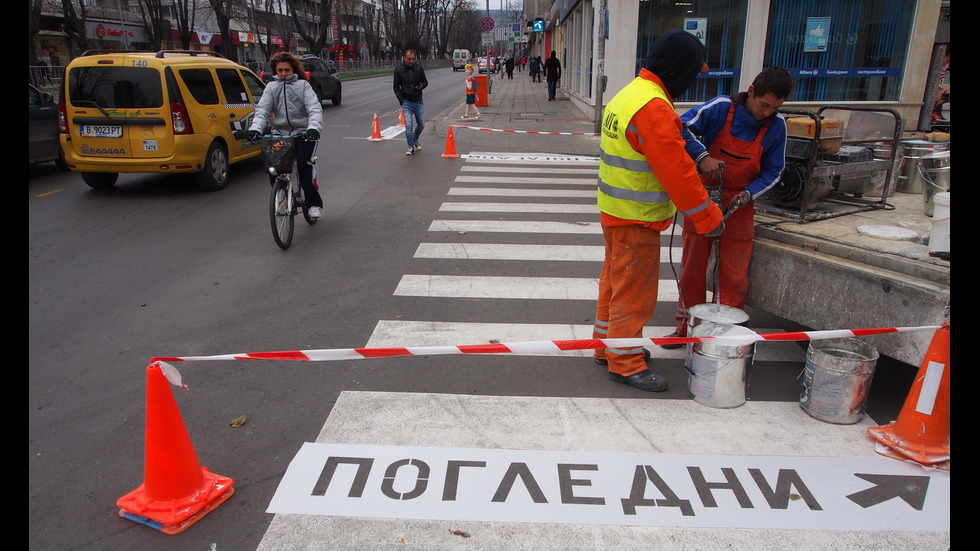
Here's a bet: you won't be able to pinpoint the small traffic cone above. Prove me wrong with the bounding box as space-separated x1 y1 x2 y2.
398 109 406 127
117 363 234 534
867 322 950 467
368 113 383 141
441 125 459 158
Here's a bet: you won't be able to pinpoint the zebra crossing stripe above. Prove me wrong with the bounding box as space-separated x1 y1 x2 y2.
460 165 598 175
392 275 681 301
366 320 806 362
448 187 596 197
412 243 684 262
454 175 597 185
440 202 597 213
427 220 683 235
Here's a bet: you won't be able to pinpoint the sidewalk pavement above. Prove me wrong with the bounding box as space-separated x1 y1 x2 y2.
432 71 602 157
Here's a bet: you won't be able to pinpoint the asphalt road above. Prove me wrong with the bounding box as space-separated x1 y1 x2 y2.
28 68 921 550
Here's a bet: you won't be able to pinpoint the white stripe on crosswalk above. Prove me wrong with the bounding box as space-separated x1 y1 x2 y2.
448 187 596 197
440 202 597 213
460 165 598 175
366 320 805 362
393 274 681 301
429 220 602 233
427 219 685 235
413 243 685 262
454 175 597 185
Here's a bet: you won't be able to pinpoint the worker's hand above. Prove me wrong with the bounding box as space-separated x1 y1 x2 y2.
705 219 725 238
699 157 724 182
732 191 749 209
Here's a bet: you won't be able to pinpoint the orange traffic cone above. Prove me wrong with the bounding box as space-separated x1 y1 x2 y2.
117 362 235 534
867 322 950 466
368 113 383 141
441 125 459 158
398 109 406 127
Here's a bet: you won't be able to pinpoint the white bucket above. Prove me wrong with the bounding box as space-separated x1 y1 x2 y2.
687 323 757 408
800 338 879 424
685 304 749 370
929 192 950 260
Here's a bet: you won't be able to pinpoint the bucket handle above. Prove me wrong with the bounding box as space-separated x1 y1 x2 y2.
684 350 748 376
917 160 947 190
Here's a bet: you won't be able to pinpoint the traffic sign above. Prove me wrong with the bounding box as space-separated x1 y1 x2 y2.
481 17 495 33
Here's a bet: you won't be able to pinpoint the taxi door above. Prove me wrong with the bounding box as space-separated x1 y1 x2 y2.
215 67 262 160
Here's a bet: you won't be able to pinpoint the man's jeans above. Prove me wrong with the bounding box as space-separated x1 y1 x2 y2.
547 80 557 100
401 101 425 147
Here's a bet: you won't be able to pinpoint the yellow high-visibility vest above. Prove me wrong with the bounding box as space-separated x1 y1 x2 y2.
597 77 676 222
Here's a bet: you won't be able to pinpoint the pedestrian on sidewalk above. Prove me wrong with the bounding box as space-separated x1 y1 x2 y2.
661 66 792 347
544 51 561 100
528 56 541 82
591 29 723 392
505 57 514 79
393 48 428 156
520 55 526 72
461 64 482 119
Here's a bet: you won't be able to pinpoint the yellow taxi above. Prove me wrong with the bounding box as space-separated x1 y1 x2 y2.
59 50 266 190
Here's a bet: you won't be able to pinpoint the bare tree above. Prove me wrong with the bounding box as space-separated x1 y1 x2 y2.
286 0 334 57
208 0 238 60
382 0 436 58
61 0 90 56
133 0 182 50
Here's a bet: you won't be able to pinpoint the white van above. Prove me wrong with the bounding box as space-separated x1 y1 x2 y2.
452 49 471 71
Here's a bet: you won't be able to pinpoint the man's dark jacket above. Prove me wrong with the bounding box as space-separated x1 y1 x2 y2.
393 63 428 103
544 55 562 82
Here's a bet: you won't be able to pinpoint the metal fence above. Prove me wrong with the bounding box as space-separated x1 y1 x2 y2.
30 65 64 94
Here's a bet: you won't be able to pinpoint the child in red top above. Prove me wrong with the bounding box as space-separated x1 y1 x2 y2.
461 64 481 119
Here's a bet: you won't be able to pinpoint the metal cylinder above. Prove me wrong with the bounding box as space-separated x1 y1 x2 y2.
800 338 879 424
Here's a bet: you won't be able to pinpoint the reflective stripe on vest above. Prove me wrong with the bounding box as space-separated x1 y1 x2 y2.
597 77 676 222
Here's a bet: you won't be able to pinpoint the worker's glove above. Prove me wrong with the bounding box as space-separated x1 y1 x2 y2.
248 130 261 142
705 219 725 238
306 129 320 141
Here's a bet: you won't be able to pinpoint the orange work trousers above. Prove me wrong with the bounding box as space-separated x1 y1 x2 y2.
676 194 755 330
593 223 662 376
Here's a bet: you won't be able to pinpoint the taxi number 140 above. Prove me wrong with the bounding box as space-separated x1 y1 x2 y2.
80 125 123 138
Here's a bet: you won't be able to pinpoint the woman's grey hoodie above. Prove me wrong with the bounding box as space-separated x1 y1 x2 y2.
249 73 322 136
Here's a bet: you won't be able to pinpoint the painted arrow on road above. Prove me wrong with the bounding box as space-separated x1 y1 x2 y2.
847 474 930 510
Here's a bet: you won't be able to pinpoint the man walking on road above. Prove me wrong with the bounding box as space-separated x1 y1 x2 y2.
591 29 724 392
544 51 561 100
393 49 428 156
662 67 792 347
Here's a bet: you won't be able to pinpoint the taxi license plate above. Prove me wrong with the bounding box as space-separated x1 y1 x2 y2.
81 125 123 138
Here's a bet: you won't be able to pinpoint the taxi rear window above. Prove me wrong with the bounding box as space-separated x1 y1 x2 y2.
68 66 163 108
179 68 220 105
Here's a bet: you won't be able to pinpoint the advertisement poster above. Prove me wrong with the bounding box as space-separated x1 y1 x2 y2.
804 17 831 52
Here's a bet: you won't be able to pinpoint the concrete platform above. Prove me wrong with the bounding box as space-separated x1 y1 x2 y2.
749 191 950 365
257 391 949 550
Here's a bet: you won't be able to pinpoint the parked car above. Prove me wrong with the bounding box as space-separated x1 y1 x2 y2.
60 50 266 190
478 57 497 74
29 83 68 170
259 54 342 106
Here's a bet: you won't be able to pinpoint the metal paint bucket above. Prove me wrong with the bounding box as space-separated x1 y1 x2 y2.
896 140 950 193
800 338 879 424
918 151 951 216
687 323 757 408
685 304 749 370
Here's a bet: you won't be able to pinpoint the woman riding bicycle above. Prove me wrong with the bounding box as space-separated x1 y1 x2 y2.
248 52 324 219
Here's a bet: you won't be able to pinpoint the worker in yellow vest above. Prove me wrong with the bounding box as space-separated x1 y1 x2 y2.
592 29 724 392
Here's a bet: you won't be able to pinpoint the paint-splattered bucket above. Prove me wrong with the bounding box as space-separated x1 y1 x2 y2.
800 338 879 424
686 323 757 408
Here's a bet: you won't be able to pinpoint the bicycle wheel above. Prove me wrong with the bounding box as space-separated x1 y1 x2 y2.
270 177 294 250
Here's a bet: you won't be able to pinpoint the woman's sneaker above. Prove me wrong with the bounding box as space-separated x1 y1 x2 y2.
308 206 322 219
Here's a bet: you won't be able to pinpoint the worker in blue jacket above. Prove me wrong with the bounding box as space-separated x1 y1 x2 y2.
663 67 793 347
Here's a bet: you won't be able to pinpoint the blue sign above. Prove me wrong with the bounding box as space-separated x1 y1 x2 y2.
532 20 544 32
481 17 495 33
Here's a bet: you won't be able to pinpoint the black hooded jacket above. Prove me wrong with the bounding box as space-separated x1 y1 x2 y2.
645 29 707 98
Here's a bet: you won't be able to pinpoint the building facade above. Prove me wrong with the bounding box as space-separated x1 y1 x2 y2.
526 0 950 131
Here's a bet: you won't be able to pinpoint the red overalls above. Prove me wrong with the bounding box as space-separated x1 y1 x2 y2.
675 103 771 331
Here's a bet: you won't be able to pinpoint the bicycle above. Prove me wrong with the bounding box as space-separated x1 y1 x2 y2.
260 132 319 250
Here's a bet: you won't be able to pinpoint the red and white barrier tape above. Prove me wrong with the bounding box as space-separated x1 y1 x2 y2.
454 125 600 137
152 326 938 365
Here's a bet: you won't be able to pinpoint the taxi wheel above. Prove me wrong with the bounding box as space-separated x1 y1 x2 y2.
196 141 229 191
81 172 118 189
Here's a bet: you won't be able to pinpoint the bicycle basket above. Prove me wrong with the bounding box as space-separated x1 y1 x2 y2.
261 136 296 174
